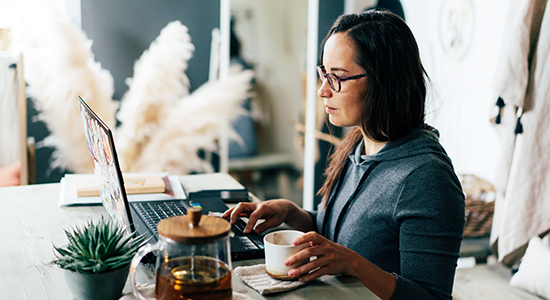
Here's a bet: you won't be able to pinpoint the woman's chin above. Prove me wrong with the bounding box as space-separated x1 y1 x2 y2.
327 115 351 128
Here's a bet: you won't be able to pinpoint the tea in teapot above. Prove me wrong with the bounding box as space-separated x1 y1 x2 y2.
156 256 231 299
130 207 232 300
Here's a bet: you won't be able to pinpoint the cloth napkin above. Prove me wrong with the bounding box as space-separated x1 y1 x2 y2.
234 264 307 295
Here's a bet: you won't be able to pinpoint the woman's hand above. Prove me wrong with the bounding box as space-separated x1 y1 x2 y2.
285 232 359 282
221 199 296 234
286 232 397 300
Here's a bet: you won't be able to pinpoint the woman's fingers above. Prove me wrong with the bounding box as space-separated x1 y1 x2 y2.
287 254 332 279
226 202 255 225
243 204 270 233
284 233 327 267
284 232 356 281
221 207 235 219
252 215 283 234
284 241 326 267
293 231 325 246
222 207 249 220
223 200 290 233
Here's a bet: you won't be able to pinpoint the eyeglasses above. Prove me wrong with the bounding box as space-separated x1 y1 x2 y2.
316 65 368 92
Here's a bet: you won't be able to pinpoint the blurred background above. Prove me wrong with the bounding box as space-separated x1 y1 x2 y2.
0 0 504 207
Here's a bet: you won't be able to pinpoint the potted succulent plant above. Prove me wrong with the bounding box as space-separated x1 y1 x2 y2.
52 216 148 300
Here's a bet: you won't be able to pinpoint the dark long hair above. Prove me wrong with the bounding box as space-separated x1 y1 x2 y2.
318 10 428 206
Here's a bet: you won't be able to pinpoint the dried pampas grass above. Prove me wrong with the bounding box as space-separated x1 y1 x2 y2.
25 10 117 173
116 21 194 171
116 20 254 174
121 70 254 174
26 13 252 175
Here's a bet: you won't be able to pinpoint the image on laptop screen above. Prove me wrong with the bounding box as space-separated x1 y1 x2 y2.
78 96 132 231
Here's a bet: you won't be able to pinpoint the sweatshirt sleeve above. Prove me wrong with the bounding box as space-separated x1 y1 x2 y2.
306 210 319 233
390 161 465 300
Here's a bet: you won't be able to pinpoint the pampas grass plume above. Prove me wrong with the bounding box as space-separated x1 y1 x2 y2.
116 21 195 171
25 13 252 176
25 9 117 173
124 70 254 174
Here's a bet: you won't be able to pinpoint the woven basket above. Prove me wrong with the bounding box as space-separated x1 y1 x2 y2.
459 174 496 237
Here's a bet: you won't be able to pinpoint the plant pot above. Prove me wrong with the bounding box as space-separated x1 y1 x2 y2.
63 264 130 300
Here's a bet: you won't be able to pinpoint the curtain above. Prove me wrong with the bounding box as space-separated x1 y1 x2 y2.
490 0 550 266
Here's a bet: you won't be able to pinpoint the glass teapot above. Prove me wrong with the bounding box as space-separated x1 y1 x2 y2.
130 207 232 300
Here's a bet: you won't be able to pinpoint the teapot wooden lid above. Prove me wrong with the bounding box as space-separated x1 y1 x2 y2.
157 207 231 244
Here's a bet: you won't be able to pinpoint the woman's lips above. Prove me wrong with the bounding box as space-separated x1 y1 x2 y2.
325 105 336 114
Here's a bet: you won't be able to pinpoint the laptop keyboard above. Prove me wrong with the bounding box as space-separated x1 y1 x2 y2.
133 201 186 235
132 200 264 251
231 218 264 250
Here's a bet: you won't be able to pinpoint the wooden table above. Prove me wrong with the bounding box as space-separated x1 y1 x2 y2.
0 173 378 300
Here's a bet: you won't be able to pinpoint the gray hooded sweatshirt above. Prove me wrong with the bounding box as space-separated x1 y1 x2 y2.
312 127 465 300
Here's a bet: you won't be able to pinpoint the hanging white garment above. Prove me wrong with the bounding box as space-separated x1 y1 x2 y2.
0 53 21 167
490 0 550 266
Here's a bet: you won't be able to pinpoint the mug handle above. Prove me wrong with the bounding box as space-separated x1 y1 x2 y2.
130 243 159 300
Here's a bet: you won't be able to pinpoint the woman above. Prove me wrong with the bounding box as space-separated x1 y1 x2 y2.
222 10 464 300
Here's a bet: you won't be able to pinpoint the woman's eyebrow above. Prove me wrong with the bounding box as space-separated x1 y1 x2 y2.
329 67 349 73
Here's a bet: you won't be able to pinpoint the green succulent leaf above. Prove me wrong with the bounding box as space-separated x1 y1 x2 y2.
51 216 149 274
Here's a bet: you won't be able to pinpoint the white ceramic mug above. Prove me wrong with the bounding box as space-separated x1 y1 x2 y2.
263 230 308 280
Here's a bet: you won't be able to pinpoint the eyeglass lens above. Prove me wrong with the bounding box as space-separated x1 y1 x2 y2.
317 67 340 92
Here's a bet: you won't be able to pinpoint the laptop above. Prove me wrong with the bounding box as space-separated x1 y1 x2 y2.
77 95 264 261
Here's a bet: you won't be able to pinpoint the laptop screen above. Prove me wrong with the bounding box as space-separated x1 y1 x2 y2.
77 96 134 231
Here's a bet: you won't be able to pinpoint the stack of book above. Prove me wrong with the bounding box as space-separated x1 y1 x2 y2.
58 172 186 206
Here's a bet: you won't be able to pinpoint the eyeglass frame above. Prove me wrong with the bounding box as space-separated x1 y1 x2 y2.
316 65 368 92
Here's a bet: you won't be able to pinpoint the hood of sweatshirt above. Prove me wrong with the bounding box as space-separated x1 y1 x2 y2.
349 126 452 166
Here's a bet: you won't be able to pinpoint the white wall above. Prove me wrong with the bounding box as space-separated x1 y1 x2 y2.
401 0 511 184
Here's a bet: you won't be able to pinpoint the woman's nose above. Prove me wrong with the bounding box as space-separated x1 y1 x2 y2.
317 79 333 98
